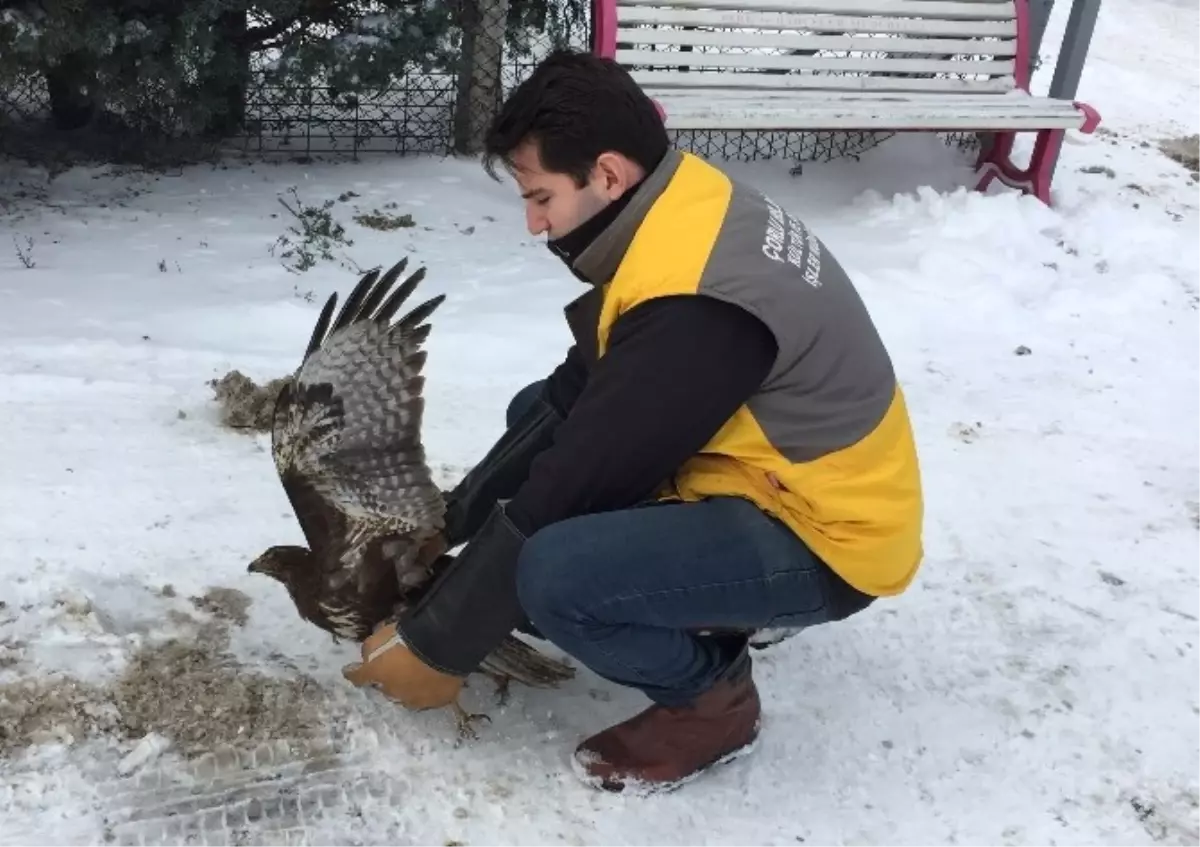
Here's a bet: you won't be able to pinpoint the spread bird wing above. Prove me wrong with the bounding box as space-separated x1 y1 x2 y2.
269 260 576 688
271 259 446 596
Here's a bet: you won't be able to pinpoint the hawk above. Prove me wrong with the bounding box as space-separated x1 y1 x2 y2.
248 258 573 735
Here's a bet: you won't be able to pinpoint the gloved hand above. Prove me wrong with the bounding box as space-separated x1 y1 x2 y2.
342 620 464 710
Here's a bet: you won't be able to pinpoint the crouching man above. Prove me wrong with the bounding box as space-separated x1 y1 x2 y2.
344 50 924 794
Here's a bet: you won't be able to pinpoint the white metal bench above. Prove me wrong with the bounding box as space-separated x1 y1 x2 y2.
591 0 1101 204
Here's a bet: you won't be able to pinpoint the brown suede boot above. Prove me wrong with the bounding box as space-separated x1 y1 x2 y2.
571 657 762 795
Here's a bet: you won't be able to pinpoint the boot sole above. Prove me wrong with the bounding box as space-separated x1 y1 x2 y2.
569 719 762 797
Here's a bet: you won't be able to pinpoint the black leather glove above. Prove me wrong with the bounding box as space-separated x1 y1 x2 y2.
440 386 563 548
396 501 528 676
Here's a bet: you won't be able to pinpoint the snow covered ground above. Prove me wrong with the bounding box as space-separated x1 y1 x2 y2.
0 0 1196 843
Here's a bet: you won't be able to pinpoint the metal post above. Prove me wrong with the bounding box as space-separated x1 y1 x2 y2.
1048 0 1102 100
1042 0 1103 186
1027 0 1056 80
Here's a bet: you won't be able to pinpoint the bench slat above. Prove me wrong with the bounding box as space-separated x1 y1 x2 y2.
642 89 1042 102
617 0 1016 21
647 95 1087 131
614 28 1018 58
630 68 1016 92
646 91 1074 111
614 7 1018 37
616 48 1011 76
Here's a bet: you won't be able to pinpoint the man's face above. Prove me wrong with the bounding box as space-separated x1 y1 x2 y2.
508 140 624 240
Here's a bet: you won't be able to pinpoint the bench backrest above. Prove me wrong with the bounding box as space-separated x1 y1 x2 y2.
593 0 1031 96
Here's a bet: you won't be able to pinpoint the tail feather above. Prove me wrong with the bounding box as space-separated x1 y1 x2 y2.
479 635 575 688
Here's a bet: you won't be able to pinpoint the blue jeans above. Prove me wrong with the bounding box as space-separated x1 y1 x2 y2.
506 381 848 707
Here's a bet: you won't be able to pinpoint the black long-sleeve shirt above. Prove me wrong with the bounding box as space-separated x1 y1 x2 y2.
505 294 778 536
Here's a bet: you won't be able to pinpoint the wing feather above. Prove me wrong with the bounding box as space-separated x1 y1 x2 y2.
302 290 340 362
351 259 410 325
271 260 446 565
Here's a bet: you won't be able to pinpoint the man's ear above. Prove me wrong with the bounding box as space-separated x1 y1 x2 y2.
593 152 635 199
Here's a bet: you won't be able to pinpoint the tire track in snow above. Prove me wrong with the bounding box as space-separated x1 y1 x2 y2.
0 676 461 847
100 729 411 846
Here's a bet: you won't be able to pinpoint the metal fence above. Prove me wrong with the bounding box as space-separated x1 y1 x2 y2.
227 0 591 158
230 76 893 165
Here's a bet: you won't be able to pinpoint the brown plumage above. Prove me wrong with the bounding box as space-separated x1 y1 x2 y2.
248 259 573 722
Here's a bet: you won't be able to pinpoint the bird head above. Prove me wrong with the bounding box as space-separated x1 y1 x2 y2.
248 545 311 583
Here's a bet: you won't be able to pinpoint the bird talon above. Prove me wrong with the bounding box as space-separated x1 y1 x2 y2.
490 674 512 707
452 702 491 741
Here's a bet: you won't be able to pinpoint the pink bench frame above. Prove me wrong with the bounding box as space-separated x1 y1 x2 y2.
590 0 1101 205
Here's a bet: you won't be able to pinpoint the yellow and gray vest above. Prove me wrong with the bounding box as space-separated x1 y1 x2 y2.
568 150 924 597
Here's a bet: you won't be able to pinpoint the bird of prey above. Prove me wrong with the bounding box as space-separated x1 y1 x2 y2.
247 258 573 736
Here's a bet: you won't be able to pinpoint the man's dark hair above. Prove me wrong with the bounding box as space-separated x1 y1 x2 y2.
483 50 670 186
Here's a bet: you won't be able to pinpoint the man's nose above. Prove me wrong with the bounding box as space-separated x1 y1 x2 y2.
525 206 547 236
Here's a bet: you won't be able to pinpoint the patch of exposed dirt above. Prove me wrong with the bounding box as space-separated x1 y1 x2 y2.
190 586 252 627
208 369 289 432
0 676 119 753
353 206 416 231
0 593 330 760
1159 134 1199 173
110 624 326 757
